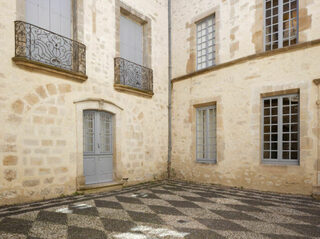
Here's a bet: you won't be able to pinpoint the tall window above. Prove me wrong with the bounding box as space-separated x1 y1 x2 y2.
196 106 217 163
196 15 215 70
264 0 298 51
262 94 299 165
120 15 143 65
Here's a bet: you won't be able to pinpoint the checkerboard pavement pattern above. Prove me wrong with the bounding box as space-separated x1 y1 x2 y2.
0 180 320 239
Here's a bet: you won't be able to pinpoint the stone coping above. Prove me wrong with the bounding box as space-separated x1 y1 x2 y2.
172 39 320 83
114 83 154 98
12 57 88 82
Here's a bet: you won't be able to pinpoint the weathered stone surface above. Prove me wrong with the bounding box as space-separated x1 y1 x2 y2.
22 179 40 187
11 100 24 114
4 169 16 181
3 156 18 166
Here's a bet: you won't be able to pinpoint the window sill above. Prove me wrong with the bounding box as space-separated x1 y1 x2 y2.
196 160 217 165
262 160 299 166
12 57 88 82
114 84 154 98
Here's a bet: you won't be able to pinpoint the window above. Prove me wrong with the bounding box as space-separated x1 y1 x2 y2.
196 106 217 163
264 0 298 51
120 15 144 66
262 94 299 165
196 15 215 70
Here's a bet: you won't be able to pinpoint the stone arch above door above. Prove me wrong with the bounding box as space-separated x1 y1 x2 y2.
74 98 123 189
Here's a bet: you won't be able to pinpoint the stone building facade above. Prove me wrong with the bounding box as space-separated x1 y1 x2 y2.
0 0 168 206
0 0 320 206
171 0 320 196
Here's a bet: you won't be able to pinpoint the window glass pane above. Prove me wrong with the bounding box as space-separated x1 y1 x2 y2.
262 94 299 163
264 0 298 50
83 111 95 153
197 15 215 70
196 106 216 162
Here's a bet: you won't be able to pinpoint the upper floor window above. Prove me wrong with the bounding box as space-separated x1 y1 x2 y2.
196 15 215 70
264 0 299 51
262 94 299 165
120 15 144 66
196 106 217 163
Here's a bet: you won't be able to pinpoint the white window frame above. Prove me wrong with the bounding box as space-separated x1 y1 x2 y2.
261 94 300 165
196 15 216 70
196 105 217 163
264 0 299 51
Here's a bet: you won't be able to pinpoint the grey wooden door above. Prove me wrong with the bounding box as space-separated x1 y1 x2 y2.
83 111 113 184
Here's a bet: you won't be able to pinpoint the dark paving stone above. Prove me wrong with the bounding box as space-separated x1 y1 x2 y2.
294 207 320 216
27 237 42 239
162 186 186 191
116 196 143 204
150 189 174 195
72 207 99 216
149 205 184 215
167 200 200 208
240 199 275 206
211 210 260 221
0 217 33 234
279 223 320 237
94 200 123 209
67 226 107 239
36 210 67 225
181 196 212 203
101 218 135 232
197 218 248 231
195 191 225 198
225 204 265 213
127 210 164 224
177 228 226 239
288 215 320 225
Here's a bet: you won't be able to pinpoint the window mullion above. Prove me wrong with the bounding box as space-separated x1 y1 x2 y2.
278 96 283 160
278 0 284 48
205 20 209 68
206 109 210 160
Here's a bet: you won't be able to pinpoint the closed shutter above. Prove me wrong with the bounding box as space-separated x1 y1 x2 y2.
25 0 72 38
120 15 143 65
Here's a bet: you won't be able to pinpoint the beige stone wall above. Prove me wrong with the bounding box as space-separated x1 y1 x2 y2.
171 44 320 195
171 0 320 78
0 0 168 205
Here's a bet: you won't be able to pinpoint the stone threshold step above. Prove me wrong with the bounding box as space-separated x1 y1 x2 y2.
78 181 124 195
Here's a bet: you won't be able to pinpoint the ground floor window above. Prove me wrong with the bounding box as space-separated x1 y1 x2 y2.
196 106 217 163
262 93 299 165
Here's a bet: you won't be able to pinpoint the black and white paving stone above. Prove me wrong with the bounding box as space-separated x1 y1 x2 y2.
0 180 319 238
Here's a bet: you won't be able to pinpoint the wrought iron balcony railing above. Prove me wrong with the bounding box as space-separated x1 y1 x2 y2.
114 57 153 94
14 21 86 76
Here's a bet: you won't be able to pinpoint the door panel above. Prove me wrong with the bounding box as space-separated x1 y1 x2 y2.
83 111 113 185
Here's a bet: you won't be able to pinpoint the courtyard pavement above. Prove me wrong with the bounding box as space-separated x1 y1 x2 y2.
0 180 320 239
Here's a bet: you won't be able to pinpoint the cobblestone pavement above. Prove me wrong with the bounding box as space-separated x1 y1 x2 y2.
0 180 320 239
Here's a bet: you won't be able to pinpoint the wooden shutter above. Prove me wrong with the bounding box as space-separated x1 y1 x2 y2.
120 15 143 65
25 0 71 38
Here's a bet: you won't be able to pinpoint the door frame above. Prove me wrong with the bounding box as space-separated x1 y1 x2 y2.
74 98 123 189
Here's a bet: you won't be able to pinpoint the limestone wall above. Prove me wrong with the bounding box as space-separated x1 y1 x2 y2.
171 0 320 78
0 0 168 205
171 44 320 195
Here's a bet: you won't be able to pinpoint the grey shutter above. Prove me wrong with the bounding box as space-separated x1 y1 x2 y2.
26 0 50 29
120 15 143 65
26 0 71 38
